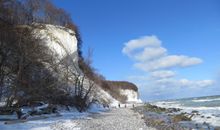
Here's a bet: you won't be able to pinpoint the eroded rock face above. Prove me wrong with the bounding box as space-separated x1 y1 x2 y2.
32 24 142 105
36 24 78 59
33 24 81 73
120 89 142 103
33 24 117 104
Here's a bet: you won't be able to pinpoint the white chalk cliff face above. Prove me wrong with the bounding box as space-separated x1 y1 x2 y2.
33 24 141 105
36 24 78 60
34 24 81 73
33 24 120 105
120 89 142 103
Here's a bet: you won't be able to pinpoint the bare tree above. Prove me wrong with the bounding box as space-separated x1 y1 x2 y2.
73 74 94 112
0 0 97 112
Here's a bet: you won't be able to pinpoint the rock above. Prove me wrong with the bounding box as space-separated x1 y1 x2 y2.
191 110 199 114
144 104 167 113
29 105 57 116
214 127 220 130
152 119 165 125
172 113 191 123
0 107 15 115
203 121 208 125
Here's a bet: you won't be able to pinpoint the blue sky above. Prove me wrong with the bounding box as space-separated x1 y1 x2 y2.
52 0 220 101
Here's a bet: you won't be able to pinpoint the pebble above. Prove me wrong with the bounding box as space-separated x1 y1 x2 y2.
76 108 156 130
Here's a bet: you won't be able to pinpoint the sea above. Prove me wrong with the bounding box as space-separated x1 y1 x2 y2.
151 95 220 127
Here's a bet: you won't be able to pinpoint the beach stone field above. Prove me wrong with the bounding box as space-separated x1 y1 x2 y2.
74 108 156 130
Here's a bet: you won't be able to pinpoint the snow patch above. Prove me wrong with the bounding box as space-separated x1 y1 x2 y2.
0 110 87 130
88 103 109 113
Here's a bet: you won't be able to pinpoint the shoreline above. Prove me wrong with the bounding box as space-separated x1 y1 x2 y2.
1 104 220 130
132 103 220 130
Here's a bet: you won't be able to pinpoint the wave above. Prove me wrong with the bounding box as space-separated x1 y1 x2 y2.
154 101 220 111
152 99 220 127
192 98 220 103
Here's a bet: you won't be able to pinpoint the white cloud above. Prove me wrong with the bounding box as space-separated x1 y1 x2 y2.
127 75 148 81
156 78 215 88
135 55 203 71
127 74 215 100
150 70 176 79
123 35 215 100
122 35 202 71
134 47 167 62
122 35 161 57
129 75 214 89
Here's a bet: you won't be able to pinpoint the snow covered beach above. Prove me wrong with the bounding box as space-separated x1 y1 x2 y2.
75 108 155 130
0 106 156 130
1 100 220 130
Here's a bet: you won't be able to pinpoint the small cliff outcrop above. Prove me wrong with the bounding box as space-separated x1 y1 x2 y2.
102 81 142 103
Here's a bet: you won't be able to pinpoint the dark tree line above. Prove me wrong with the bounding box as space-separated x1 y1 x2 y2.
106 81 138 92
0 21 57 107
0 0 82 57
1 0 71 26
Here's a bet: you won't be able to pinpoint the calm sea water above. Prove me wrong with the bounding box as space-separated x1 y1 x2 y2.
152 95 220 127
